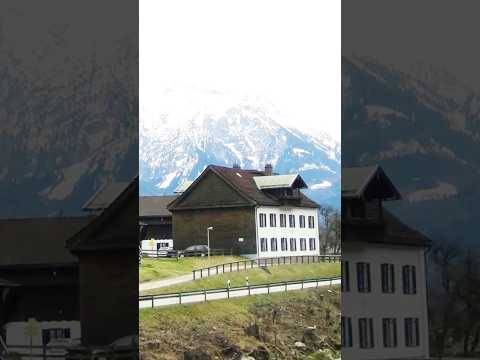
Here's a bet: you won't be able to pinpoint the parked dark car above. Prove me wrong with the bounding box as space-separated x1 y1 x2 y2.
167 245 209 258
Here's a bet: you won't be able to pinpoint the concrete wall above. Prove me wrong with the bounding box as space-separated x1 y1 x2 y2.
342 241 429 360
256 206 320 258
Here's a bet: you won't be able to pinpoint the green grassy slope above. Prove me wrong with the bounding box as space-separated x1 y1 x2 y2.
139 255 244 283
141 262 340 295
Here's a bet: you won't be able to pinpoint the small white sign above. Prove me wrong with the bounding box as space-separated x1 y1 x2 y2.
238 237 244 242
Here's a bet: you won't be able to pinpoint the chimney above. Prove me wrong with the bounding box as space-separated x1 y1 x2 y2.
264 163 273 176
232 163 241 169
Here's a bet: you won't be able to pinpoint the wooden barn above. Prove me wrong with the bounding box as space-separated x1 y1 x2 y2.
139 195 176 253
0 217 91 348
67 178 138 347
168 164 321 258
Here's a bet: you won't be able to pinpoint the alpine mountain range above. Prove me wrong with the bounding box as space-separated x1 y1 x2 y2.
140 91 341 208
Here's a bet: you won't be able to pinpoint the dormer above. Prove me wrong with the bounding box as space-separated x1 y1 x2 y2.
342 165 401 223
253 173 308 203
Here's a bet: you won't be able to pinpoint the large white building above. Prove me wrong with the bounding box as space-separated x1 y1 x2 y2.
168 164 321 258
342 166 430 360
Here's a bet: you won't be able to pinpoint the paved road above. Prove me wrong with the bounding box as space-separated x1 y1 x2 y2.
140 274 193 292
139 261 326 292
139 278 340 309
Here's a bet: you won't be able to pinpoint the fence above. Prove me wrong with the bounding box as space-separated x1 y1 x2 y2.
2 344 138 360
141 248 231 259
192 254 341 279
139 276 341 309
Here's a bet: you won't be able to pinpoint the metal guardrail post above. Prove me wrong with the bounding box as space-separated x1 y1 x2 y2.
151 296 154 308
179 293 182 304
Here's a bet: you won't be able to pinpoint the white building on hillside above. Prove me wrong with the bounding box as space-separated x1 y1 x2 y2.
342 166 430 360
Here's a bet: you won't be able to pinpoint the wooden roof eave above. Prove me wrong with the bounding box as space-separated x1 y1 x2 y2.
67 176 138 253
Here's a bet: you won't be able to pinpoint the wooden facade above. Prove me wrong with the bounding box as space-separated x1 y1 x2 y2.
139 195 176 241
67 179 138 346
172 207 257 254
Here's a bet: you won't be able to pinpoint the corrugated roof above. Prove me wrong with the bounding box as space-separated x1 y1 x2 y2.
0 217 92 267
82 182 130 211
174 181 193 193
253 174 306 190
139 196 177 217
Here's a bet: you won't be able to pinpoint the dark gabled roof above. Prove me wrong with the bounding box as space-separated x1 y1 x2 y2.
139 196 177 217
342 165 401 200
343 207 431 248
0 217 93 267
82 182 130 212
169 165 318 210
382 208 431 247
67 178 138 253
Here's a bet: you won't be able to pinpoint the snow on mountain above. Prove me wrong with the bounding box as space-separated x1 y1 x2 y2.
140 89 340 208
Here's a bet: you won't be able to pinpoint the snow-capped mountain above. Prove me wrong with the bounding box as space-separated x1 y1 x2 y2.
343 54 480 247
140 90 340 208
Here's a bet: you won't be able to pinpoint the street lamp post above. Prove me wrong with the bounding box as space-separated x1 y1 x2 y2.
207 226 213 259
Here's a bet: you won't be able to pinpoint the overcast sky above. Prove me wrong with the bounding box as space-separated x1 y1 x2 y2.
140 0 341 141
343 1 480 92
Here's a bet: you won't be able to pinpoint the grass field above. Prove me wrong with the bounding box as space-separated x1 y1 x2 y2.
139 255 244 283
140 262 340 295
140 287 340 360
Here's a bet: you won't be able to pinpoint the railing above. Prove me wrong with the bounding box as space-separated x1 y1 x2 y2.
192 254 341 280
139 276 341 309
141 248 232 259
2 344 138 360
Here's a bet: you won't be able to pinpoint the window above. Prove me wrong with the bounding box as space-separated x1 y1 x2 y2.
259 213 267 228
280 214 287 227
281 238 288 251
260 238 268 252
300 238 307 251
299 215 306 228
289 214 296 228
357 262 371 292
341 317 353 347
405 318 420 347
402 265 417 294
342 261 350 292
308 216 315 228
382 318 397 348
270 238 278 251
290 238 297 251
381 263 395 293
359 318 374 348
269 214 277 227
309 238 316 251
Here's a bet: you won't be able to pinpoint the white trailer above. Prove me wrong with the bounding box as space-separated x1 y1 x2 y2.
141 238 173 257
